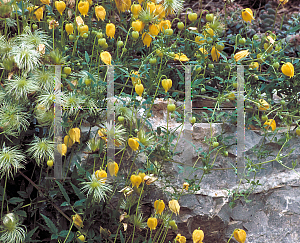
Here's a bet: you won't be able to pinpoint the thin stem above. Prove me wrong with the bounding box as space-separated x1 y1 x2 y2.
1 174 8 218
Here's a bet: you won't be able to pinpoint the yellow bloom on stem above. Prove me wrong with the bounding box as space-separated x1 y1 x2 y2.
234 50 249 62
55 1 66 15
142 32 152 47
280 0 288 4
135 83 144 96
131 71 140 86
72 214 83 228
233 229 246 243
130 174 142 188
34 7 44 21
40 0 50 5
49 20 59 30
76 16 84 27
264 119 276 131
175 234 186 243
107 161 119 176
57 143 67 156
95 169 107 183
192 229 204 243
131 3 141 18
147 217 157 230
95 6 106 21
64 135 74 148
211 46 220 61
132 20 144 32
249 62 259 70
128 137 140 151
159 20 171 32
100 51 112 65
154 200 165 215
183 182 189 190
147 2 155 13
138 172 146 182
106 23 115 39
242 8 254 23
257 99 269 111
195 36 205 44
65 23 74 35
69 127 81 143
98 128 107 141
162 79 172 92
149 24 160 36
78 1 89 17
79 24 88 36
174 53 189 62
115 0 131 12
154 4 165 19
281 62 294 78
169 199 180 215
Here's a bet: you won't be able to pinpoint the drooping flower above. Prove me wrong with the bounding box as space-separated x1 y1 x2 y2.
241 8 254 23
211 46 220 61
100 51 112 65
257 99 269 111
280 0 288 4
34 7 44 21
95 5 106 21
131 3 142 18
78 0 89 17
154 200 165 215
49 19 59 30
72 214 83 228
128 137 140 151
192 229 204 243
183 182 189 190
107 161 119 176
154 4 165 19
115 0 131 12
175 234 186 243
159 20 171 32
131 71 140 86
147 217 157 230
234 50 249 62
106 23 116 39
64 135 74 148
142 32 152 47
65 23 74 35
135 83 144 96
169 199 180 215
76 16 84 27
55 1 66 15
79 24 89 36
130 174 142 188
281 62 294 78
40 0 50 5
147 2 155 13
233 229 246 243
95 169 107 183
132 20 144 32
264 119 276 131
57 143 67 156
174 53 189 62
249 62 259 70
149 24 160 36
161 78 172 92
69 127 81 143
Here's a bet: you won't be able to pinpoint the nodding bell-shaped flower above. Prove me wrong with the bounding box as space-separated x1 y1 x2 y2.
72 214 83 228
281 62 294 78
34 7 44 21
55 1 66 15
147 217 157 230
131 3 142 18
65 23 74 35
241 8 254 23
192 228 204 243
233 229 247 243
257 99 269 111
79 24 88 36
264 119 276 131
95 5 106 21
131 71 140 86
154 199 165 215
234 50 249 62
175 234 186 243
142 32 152 47
57 143 67 156
132 20 144 32
128 137 140 151
107 161 119 176
78 0 89 17
149 24 160 36
130 174 142 188
162 79 172 92
64 135 74 148
95 169 107 183
135 83 144 96
100 51 112 65
69 127 81 143
211 46 220 61
106 23 116 39
169 199 180 215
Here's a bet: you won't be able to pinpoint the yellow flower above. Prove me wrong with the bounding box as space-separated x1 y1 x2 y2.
154 200 165 215
64 135 74 148
147 2 155 13
280 0 288 4
175 234 186 243
65 23 74 35
192 229 204 243
132 20 144 32
131 71 140 86
27 6 34 13
147 217 157 230
195 36 205 44
78 0 89 17
128 137 140 151
95 169 107 183
72 214 83 228
131 3 142 18
154 4 165 19
106 23 115 39
69 127 81 143
135 83 144 96
234 50 249 62
174 53 189 62
138 172 146 182
242 8 254 23
34 7 44 21
79 24 88 36
159 20 171 32
198 47 208 59
249 62 259 70
98 128 107 141
40 0 50 5
49 20 59 30
57 143 67 156
233 229 246 243
281 62 294 78
161 79 172 92
183 182 189 190
95 6 106 21
76 16 84 27
205 27 214 37
149 24 160 36
100 51 112 65
55 1 66 15
264 119 276 131
115 0 131 12
211 46 220 61
142 32 152 47
257 99 269 111
107 161 119 176
130 174 142 188
169 199 180 215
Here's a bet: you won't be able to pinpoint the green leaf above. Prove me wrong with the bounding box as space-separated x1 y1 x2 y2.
85 51 90 63
120 230 125 243
8 197 24 205
74 199 86 207
55 181 70 203
70 182 86 200
41 214 58 235
15 210 27 217
24 226 39 242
